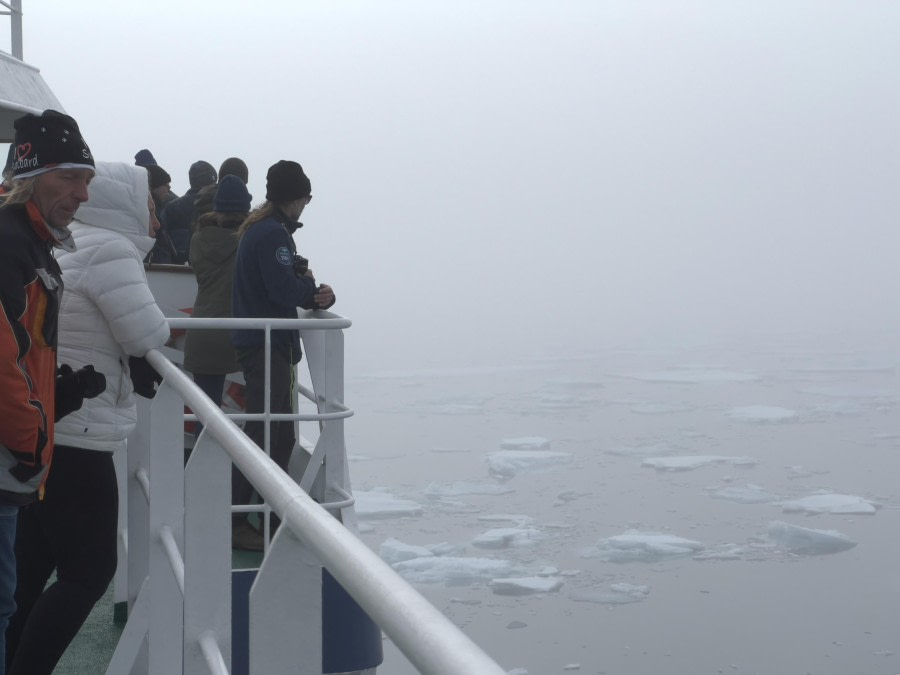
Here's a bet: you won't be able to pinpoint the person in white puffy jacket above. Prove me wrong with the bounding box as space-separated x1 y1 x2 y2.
6 161 170 675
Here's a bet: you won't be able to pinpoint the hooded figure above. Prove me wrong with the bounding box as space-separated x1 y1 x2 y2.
6 161 170 675
184 175 250 402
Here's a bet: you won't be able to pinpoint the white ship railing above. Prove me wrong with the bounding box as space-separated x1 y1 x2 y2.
0 0 22 59
109 312 507 675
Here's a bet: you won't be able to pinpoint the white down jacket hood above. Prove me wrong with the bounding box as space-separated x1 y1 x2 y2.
54 161 170 452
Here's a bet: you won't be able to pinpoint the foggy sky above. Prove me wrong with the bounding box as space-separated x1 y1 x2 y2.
5 1 900 372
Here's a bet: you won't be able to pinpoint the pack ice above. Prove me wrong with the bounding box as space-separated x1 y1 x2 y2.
580 530 705 562
767 521 857 555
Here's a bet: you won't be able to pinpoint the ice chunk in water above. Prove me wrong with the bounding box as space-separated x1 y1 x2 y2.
580 530 704 562
392 556 522 585
472 527 543 549
490 576 563 596
642 455 757 471
768 520 857 555
487 450 573 478
621 369 758 383
570 582 650 605
423 481 515 498
727 406 798 422
630 402 695 415
500 436 551 450
781 493 878 515
711 483 780 504
355 489 423 519
604 442 683 457
379 537 434 564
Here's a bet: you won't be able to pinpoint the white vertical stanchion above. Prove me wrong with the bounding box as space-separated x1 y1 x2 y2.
183 430 232 675
148 384 186 675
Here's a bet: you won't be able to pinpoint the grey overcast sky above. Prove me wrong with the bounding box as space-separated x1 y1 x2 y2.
7 1 900 370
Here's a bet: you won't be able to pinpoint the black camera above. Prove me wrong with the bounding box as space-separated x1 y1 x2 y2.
293 254 309 276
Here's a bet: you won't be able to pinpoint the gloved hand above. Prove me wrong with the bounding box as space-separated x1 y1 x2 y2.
55 364 107 421
128 355 163 398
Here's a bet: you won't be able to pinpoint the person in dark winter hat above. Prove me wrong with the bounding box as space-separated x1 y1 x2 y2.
213 174 252 212
229 160 333 549
159 160 218 264
218 157 249 184
0 109 104 671
134 149 157 167
183 174 253 475
145 164 171 192
7 109 95 181
265 160 311 202
188 160 217 190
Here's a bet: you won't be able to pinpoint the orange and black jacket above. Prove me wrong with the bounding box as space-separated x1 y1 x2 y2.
0 201 62 504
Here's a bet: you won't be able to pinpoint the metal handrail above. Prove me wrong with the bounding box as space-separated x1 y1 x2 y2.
144 345 508 675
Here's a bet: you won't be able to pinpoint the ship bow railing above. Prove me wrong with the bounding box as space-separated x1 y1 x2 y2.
108 312 507 675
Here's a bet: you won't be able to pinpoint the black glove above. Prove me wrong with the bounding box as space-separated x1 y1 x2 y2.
128 355 162 398
55 364 107 421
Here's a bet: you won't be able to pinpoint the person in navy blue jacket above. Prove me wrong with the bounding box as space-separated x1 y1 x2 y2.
230 160 334 550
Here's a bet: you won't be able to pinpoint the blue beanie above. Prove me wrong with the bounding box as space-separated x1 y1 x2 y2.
214 175 252 213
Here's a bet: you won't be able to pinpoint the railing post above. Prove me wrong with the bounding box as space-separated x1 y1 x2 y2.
183 429 232 674
148 383 185 674
10 0 22 60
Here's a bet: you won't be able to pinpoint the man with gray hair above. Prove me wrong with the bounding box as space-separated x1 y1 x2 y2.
0 109 104 674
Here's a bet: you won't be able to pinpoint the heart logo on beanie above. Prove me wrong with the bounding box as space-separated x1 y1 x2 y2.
16 143 32 160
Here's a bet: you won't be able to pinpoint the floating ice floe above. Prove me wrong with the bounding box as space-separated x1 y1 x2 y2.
580 530 704 562
604 442 683 457
392 556 523 585
472 527 543 549
781 493 879 516
547 378 605 391
423 481 515 498
767 520 857 555
798 385 900 400
809 401 867 417
486 450 573 478
692 545 745 561
630 402 695 415
710 483 780 504
641 455 758 472
379 537 434 565
727 405 798 422
500 436 551 450
535 393 581 409
354 489 424 519
477 513 536 526
570 582 650 605
619 369 759 384
489 576 564 596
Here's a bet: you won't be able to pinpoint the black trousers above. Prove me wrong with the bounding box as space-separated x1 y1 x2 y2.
6 445 118 675
233 346 296 514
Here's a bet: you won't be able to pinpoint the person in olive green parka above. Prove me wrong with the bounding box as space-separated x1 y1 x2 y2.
183 175 250 437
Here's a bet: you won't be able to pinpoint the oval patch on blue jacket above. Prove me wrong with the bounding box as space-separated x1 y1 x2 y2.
275 247 293 265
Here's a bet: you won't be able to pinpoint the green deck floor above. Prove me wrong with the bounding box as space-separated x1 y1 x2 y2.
52 548 263 674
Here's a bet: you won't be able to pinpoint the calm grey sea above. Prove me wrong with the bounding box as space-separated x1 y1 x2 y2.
343 338 900 675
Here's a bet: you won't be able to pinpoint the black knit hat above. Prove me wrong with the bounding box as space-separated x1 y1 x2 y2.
265 160 311 202
10 109 94 179
134 149 157 167
214 175 252 213
188 160 217 189
145 164 171 190
218 157 249 184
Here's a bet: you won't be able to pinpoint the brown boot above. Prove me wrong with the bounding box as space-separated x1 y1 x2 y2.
232 519 264 552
